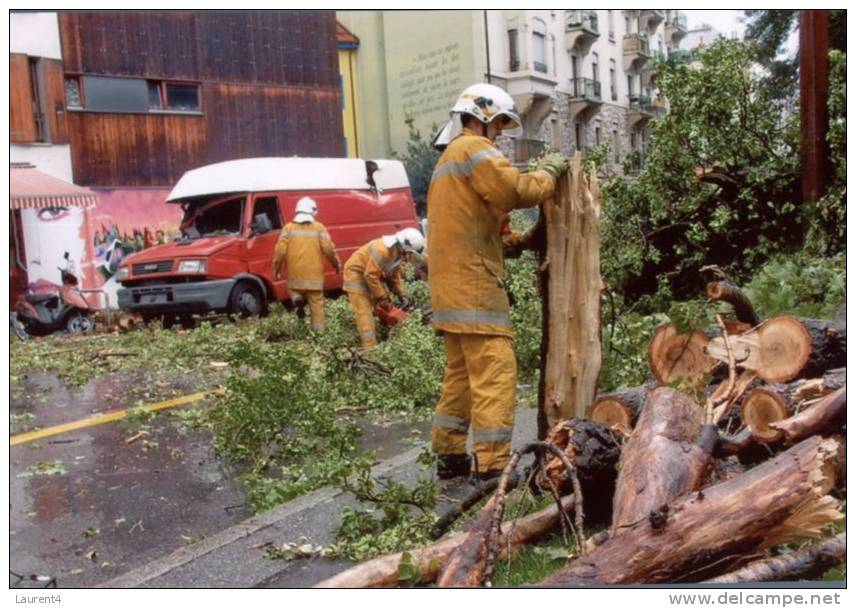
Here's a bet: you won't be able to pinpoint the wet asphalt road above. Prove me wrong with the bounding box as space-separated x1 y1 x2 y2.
9 370 429 589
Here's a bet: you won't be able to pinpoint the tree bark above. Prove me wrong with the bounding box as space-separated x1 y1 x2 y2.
539 435 843 585
706 533 845 583
648 324 716 389
541 153 603 426
589 384 653 431
706 316 846 383
611 387 717 535
314 495 575 588
768 386 846 444
538 418 623 524
706 280 760 326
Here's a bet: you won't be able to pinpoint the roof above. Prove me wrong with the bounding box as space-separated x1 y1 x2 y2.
166 157 411 202
10 164 99 210
336 22 359 48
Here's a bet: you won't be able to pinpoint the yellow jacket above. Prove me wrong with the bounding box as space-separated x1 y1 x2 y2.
272 220 340 291
343 238 403 301
426 128 555 336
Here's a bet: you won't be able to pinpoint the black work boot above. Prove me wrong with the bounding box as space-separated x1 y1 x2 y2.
476 468 519 488
436 454 472 480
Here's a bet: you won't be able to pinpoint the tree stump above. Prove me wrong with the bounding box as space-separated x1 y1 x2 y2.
589 384 652 431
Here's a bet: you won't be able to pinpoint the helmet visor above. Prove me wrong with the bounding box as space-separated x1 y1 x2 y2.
495 111 523 137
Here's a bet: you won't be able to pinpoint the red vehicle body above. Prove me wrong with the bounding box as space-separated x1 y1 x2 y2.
116 158 419 320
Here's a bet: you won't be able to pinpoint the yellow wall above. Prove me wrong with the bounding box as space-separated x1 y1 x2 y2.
339 47 360 158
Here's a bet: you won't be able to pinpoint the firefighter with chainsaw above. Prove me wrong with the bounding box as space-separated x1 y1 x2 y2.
427 83 567 482
272 196 341 331
343 228 425 348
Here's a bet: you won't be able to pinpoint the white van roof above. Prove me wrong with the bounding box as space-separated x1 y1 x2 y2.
166 157 411 202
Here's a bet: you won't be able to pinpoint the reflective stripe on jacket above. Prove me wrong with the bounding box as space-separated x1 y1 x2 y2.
272 221 340 290
342 238 403 300
426 128 555 336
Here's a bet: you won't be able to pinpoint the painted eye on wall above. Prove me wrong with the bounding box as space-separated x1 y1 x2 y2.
37 206 70 222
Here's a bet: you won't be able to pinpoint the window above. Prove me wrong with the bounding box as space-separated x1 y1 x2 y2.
508 29 520 71
609 59 617 100
69 75 201 114
252 196 282 233
608 10 615 40
613 130 620 163
29 58 46 141
627 75 634 96
183 197 245 239
574 122 582 150
595 126 601 145
64 76 83 108
592 52 600 83
532 18 547 73
625 14 631 33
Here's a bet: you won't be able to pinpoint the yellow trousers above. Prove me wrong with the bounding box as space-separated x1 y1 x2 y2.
292 289 326 331
347 291 378 348
431 332 517 474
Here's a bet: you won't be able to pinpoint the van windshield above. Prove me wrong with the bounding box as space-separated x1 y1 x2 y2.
181 197 245 239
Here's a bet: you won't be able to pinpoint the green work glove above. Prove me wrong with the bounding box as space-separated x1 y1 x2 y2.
537 153 568 179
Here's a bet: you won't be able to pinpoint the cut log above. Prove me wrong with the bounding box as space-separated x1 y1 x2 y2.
539 435 843 585
538 419 622 524
589 384 652 430
314 495 575 588
611 387 716 535
540 153 603 428
706 280 761 326
768 386 846 445
706 532 846 583
706 316 846 383
792 367 846 401
741 385 797 443
648 324 716 389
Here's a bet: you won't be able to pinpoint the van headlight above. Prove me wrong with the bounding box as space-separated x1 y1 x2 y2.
178 259 208 274
116 266 130 281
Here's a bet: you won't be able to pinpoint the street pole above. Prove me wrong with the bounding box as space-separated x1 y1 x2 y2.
484 10 492 84
799 9 829 203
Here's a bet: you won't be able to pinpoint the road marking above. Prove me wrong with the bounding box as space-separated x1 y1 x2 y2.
10 392 208 446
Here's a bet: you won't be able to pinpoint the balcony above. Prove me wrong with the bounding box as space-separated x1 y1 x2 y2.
626 94 666 125
565 10 600 54
668 48 693 63
568 77 603 117
666 11 688 42
642 50 666 83
623 33 650 71
515 138 548 163
639 10 665 33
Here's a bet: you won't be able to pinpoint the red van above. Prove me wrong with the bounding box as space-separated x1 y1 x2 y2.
116 157 419 322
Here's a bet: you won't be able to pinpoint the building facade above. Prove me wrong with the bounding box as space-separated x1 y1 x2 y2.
339 9 689 172
10 11 345 308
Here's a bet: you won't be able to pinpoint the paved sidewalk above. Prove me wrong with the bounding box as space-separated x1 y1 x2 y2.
103 407 539 588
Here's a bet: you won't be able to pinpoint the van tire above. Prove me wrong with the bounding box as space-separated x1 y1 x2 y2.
229 281 266 318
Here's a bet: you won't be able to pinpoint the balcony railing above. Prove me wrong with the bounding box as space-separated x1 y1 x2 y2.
566 10 599 34
668 49 693 63
669 11 688 32
533 60 548 74
569 77 602 101
628 95 667 117
640 10 665 22
623 33 650 56
509 58 521 72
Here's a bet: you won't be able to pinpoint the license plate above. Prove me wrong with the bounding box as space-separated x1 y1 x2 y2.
143 294 165 304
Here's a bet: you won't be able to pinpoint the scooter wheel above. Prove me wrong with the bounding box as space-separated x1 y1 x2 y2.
66 311 94 334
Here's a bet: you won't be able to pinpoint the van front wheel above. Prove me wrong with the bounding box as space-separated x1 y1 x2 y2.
228 282 266 318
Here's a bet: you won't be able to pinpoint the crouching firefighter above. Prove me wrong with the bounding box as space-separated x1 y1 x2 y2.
342 228 426 348
272 196 341 331
427 83 567 482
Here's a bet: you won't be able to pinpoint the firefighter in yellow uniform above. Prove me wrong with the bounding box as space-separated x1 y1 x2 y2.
343 228 426 348
272 196 341 331
427 83 567 481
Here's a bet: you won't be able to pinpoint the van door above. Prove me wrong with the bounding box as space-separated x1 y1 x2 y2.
246 194 286 301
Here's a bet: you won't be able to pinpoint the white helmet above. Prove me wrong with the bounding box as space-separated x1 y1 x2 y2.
384 227 425 255
294 196 318 223
434 83 523 148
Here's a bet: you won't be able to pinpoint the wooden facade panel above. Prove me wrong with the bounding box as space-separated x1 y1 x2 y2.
10 54 37 142
67 112 207 186
43 59 69 144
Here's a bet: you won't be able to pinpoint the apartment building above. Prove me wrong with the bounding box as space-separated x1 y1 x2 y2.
339 9 688 171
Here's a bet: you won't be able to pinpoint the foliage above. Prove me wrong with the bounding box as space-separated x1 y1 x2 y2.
599 308 668 392
393 118 441 217
329 453 439 562
601 38 806 306
17 460 67 478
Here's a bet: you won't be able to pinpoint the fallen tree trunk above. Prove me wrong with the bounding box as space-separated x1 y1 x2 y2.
314 495 575 588
706 532 846 583
538 418 623 524
540 153 603 427
648 324 716 389
706 316 846 383
611 387 717 535
589 384 652 431
706 280 760 326
539 435 843 585
768 386 846 445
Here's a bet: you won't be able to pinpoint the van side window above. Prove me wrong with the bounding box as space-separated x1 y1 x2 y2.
253 197 282 231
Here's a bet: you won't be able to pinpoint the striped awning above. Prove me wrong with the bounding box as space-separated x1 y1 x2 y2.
10 164 98 210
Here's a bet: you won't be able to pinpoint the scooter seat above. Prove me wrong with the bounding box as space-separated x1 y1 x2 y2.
26 293 58 304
